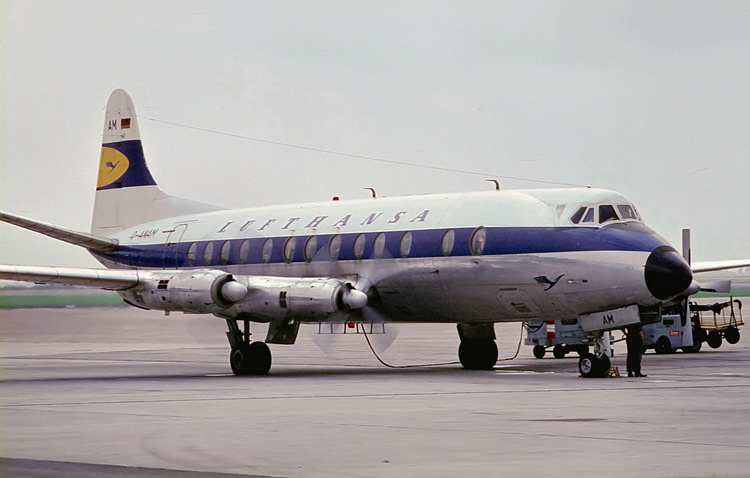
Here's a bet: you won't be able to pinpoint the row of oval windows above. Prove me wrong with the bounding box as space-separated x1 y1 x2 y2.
185 227 488 266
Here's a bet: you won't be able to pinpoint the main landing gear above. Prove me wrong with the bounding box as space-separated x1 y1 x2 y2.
578 331 612 378
458 339 498 370
457 323 498 370
226 318 271 376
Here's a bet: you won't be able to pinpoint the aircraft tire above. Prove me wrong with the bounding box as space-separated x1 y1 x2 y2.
578 354 597 377
725 327 740 345
230 342 272 376
579 353 609 378
533 345 546 359
552 344 566 359
458 339 498 370
654 336 673 355
597 354 610 376
707 331 722 349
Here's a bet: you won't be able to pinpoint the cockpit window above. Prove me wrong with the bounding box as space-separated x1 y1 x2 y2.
599 205 619 224
571 206 596 224
617 204 638 221
570 207 586 224
582 208 595 223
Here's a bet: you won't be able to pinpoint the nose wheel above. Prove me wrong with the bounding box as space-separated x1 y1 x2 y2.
578 331 613 378
578 353 611 378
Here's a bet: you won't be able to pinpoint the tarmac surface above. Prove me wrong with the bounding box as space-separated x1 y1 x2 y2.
1 306 749 477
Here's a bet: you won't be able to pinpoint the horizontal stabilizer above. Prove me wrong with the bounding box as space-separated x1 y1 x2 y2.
0 264 139 290
0 211 118 252
693 260 750 273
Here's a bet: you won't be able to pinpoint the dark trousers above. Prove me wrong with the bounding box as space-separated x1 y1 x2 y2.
626 349 641 375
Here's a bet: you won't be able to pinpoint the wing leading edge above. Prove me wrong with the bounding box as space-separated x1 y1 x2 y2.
0 265 139 290
693 260 750 274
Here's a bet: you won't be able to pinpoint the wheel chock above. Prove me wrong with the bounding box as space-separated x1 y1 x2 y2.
605 365 621 378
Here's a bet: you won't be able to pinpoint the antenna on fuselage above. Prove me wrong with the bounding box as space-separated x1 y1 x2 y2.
486 179 501 191
364 187 377 198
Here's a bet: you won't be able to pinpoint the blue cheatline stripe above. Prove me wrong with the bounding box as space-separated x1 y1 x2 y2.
97 140 157 191
92 225 667 269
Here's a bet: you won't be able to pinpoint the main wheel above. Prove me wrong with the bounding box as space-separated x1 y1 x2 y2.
654 336 673 354
552 344 567 359
725 327 740 345
458 339 498 370
230 342 272 376
533 345 546 359
707 331 722 349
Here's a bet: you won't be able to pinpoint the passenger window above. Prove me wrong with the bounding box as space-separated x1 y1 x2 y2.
239 239 250 263
617 204 638 221
441 230 455 256
570 207 586 224
283 237 296 263
399 231 413 258
373 233 386 258
262 238 273 263
328 235 341 261
203 242 214 265
187 242 197 266
353 234 366 259
470 227 487 256
599 205 619 224
582 208 595 223
304 236 317 263
220 240 231 265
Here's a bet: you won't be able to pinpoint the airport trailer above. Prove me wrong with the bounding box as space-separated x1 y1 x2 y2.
643 298 743 354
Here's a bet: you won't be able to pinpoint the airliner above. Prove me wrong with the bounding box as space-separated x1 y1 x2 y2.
2 89 747 377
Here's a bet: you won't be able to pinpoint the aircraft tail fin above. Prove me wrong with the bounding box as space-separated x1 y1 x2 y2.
91 89 220 235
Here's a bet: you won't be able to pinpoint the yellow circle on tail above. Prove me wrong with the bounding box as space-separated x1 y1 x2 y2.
97 147 130 188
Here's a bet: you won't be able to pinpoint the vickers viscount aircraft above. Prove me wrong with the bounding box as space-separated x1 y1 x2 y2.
2 90 748 377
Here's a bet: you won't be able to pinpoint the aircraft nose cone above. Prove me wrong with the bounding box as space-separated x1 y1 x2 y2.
644 246 693 300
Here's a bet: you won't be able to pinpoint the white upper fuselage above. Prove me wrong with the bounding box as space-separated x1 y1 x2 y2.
92 187 675 323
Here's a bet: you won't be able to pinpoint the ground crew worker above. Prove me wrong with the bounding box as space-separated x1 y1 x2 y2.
625 325 647 378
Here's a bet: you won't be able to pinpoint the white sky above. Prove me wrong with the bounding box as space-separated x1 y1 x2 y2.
1 0 749 268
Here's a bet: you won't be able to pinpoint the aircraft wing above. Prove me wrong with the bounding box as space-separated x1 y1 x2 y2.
0 265 139 290
0 211 118 252
692 260 750 273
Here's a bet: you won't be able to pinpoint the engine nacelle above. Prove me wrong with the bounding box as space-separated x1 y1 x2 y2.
228 275 367 322
120 270 367 319
122 269 248 314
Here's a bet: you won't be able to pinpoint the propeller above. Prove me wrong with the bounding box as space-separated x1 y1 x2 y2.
311 269 400 355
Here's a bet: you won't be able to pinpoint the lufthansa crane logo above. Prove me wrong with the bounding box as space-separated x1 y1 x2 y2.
97 147 130 188
534 274 565 291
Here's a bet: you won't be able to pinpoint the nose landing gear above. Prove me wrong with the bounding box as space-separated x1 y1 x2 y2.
578 331 613 378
